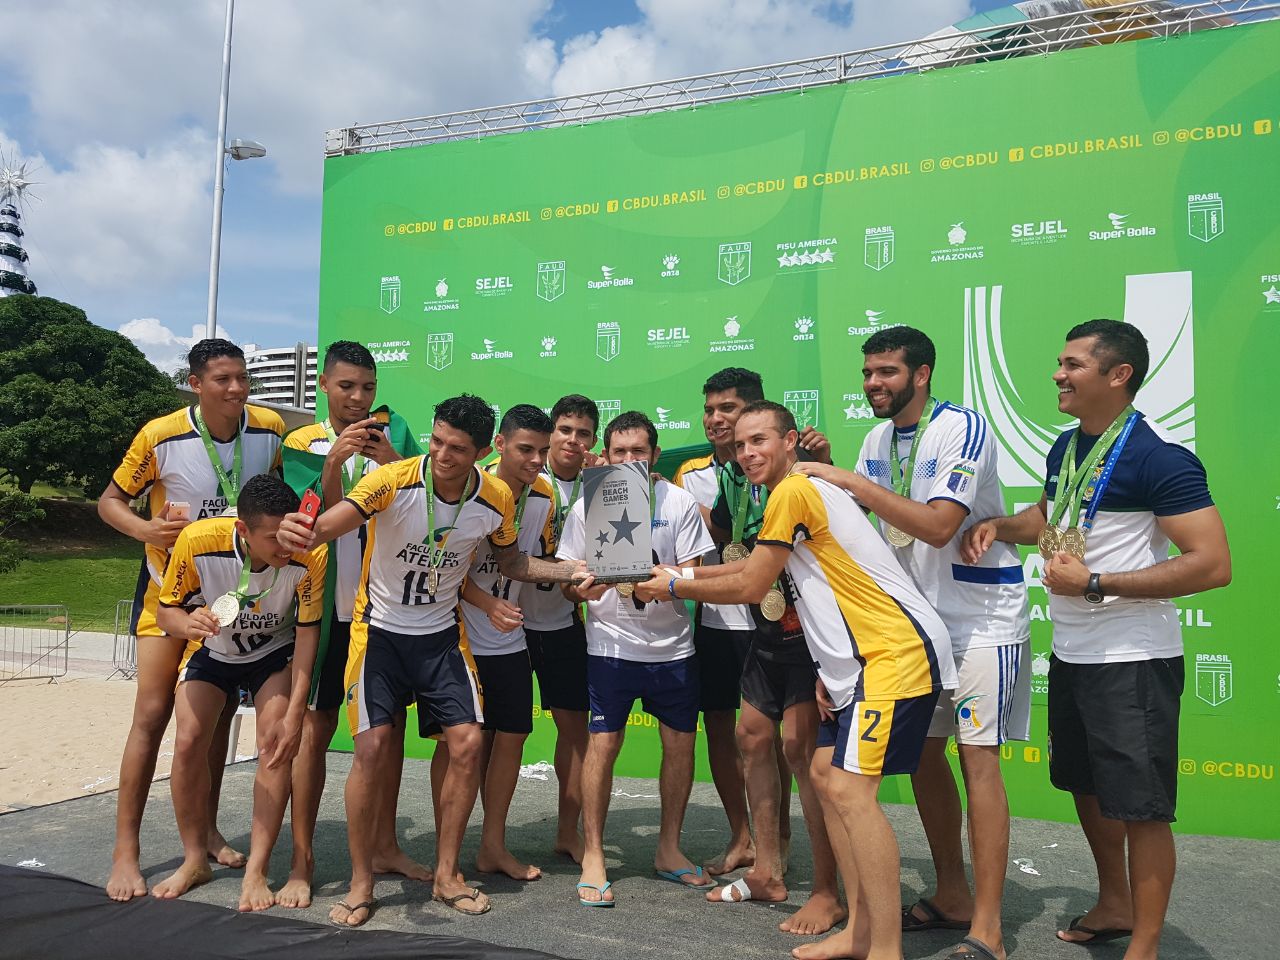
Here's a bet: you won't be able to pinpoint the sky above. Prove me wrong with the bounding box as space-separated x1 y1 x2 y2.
1 0 1020 372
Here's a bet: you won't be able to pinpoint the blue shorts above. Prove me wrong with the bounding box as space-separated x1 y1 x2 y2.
817 690 940 776
586 654 699 733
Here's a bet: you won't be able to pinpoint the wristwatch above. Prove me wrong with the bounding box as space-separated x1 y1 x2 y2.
1084 573 1105 605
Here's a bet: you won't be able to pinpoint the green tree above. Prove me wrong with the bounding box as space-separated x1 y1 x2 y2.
0 489 44 574
0 295 177 494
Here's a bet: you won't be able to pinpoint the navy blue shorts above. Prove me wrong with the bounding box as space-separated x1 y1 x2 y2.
586 654 699 733
817 690 940 776
179 642 291 700
526 622 589 713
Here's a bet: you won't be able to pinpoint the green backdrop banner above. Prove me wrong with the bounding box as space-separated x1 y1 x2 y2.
320 23 1280 839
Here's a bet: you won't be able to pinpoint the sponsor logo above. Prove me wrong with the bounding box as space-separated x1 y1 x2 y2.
475 275 513 297
1263 276 1280 309
379 275 401 314
660 254 681 278
596 322 621 362
1010 219 1068 246
471 337 513 361
654 406 691 430
424 277 460 312
1030 650 1050 696
848 308 887 337
709 316 755 354
368 339 410 365
1088 211 1157 242
647 326 691 350
783 390 819 430
425 333 452 371
794 316 815 341
1195 653 1232 706
864 226 894 270
842 392 874 420
540 336 558 359
1187 192 1224 242
346 682 359 704
962 274 1195 487
588 264 635 290
955 695 983 729
946 462 975 494
537 260 566 302
776 237 837 271
718 242 752 285
931 222 984 263
595 399 621 424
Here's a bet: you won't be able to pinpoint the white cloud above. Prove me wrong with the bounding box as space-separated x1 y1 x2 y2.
119 318 234 373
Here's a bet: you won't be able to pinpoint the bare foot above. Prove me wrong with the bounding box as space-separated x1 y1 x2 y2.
106 857 147 902
780 891 847 935
371 847 433 882
707 868 786 903
207 833 247 869
477 848 542 881
780 835 791 877
791 926 867 960
238 872 276 912
555 831 585 864
705 840 755 876
275 874 312 909
151 861 213 899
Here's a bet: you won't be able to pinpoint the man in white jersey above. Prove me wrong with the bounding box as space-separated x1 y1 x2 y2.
963 320 1230 960
98 338 284 901
152 475 326 910
450 404 558 882
636 401 956 960
277 395 587 923
557 411 717 905
520 394 601 862
280 340 425 907
798 326 1030 960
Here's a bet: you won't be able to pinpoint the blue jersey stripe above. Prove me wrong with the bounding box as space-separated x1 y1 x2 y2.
951 564 1024 585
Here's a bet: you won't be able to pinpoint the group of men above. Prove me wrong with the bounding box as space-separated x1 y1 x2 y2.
99 319 1230 960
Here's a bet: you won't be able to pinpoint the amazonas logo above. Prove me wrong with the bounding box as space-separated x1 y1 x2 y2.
962 272 1195 488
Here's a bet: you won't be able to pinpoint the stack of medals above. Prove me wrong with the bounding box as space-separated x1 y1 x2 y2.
718 463 786 620
211 544 281 627
194 407 243 518
883 399 936 549
423 459 475 597
1040 406 1138 561
617 472 655 600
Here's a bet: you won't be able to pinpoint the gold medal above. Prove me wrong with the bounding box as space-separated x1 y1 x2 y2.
885 525 915 548
759 588 786 622
1060 527 1087 559
616 581 635 599
1038 525 1062 557
210 593 242 628
721 542 751 563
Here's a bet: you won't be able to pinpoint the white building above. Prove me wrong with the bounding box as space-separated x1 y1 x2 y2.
243 342 317 409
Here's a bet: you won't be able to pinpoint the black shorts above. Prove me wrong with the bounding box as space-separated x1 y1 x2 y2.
474 650 534 734
345 622 481 737
1047 655 1183 822
179 642 291 700
693 625 750 712
311 616 352 711
525 622 590 713
740 642 816 721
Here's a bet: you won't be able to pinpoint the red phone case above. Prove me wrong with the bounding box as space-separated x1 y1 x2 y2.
299 489 322 526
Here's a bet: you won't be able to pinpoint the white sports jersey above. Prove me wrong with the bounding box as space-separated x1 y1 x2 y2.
758 475 956 710
523 468 582 632
345 457 516 634
857 400 1030 650
159 517 326 663
557 478 715 663
460 471 557 656
674 454 752 631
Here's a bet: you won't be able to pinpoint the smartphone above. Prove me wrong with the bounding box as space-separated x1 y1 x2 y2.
168 501 190 522
367 421 389 441
299 489 322 527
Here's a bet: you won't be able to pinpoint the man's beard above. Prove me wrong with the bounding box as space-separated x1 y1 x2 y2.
875 380 916 420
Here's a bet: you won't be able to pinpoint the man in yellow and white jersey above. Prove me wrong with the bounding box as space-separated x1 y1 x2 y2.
276 394 586 923
279 340 424 907
97 338 284 902
150 475 325 912
635 400 956 960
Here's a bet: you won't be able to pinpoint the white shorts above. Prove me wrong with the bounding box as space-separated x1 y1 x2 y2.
928 639 1031 746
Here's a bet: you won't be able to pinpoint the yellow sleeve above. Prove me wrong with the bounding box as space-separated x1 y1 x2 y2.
344 457 420 518
484 474 518 548
159 527 203 608
757 477 826 550
112 427 158 498
295 544 328 626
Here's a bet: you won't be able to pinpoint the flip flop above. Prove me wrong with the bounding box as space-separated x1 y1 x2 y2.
328 899 375 928
1058 915 1133 945
947 936 1001 960
577 881 615 907
902 897 969 932
656 866 716 888
714 877 754 902
433 886 491 915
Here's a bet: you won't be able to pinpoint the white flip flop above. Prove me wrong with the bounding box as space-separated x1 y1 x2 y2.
717 877 754 902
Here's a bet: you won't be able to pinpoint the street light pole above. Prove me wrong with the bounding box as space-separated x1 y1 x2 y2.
206 0 236 341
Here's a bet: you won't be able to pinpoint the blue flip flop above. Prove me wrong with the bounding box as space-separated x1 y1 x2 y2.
655 866 716 889
577 881 615 907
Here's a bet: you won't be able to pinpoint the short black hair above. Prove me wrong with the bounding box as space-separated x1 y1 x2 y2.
324 340 376 372
500 403 553 437
1065 319 1150 396
703 367 764 403
861 325 936 385
434 394 495 450
739 399 796 436
603 410 658 453
188 338 245 376
550 394 600 434
237 474 300 529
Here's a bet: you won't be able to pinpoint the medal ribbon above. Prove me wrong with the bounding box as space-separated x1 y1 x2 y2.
1048 405 1136 529
547 467 582 541
1079 411 1140 532
230 538 281 606
423 458 476 575
193 407 243 507
889 398 937 496
322 419 366 495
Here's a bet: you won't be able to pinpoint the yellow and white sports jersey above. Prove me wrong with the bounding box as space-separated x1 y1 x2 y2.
113 405 284 636
346 457 517 634
460 471 557 656
674 452 752 632
285 420 384 622
159 517 326 663
757 475 956 709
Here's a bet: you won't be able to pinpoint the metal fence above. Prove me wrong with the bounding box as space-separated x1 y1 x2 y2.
112 599 137 680
0 605 70 683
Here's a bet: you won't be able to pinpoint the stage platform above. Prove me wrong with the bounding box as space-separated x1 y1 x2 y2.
0 754 1274 959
